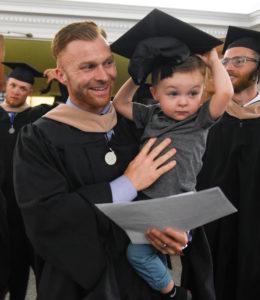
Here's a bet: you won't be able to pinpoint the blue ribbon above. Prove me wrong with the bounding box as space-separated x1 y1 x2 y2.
9 112 16 123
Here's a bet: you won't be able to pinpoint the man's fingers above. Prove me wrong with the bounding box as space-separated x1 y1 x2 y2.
154 160 176 179
124 137 176 191
148 138 172 160
165 228 188 246
153 148 176 169
146 229 176 255
146 228 187 255
139 137 157 156
132 137 174 168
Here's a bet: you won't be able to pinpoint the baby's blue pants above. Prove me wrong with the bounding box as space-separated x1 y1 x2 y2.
127 242 172 291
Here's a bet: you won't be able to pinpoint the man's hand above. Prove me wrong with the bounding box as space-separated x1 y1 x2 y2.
43 68 58 84
124 138 176 191
145 227 188 255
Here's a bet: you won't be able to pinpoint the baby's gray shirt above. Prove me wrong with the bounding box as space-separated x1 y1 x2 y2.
133 100 216 198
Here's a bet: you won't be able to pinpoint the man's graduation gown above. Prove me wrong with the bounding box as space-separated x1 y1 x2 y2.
0 104 55 224
0 150 10 298
0 188 10 299
0 104 55 298
13 105 216 300
196 102 260 300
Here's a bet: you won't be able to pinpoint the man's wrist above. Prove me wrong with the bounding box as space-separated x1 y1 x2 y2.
110 175 137 203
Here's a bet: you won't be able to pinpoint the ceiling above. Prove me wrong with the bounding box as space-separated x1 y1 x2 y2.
71 0 260 14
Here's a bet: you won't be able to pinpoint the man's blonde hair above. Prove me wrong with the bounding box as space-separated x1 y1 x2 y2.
52 20 107 59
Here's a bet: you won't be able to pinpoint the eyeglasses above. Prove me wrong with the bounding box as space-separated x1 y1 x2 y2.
221 56 259 67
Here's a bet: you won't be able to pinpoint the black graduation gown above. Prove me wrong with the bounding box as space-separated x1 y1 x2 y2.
13 114 216 300
0 104 56 227
0 144 10 299
196 112 260 300
0 186 10 299
0 104 55 298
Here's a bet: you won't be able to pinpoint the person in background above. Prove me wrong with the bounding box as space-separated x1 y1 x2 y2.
41 67 69 103
113 10 233 300
0 173 10 300
43 67 57 84
0 62 55 300
196 26 260 300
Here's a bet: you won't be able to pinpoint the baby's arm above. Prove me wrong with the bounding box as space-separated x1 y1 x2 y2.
113 77 139 121
198 48 234 120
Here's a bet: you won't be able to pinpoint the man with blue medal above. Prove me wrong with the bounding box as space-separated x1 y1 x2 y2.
0 62 55 300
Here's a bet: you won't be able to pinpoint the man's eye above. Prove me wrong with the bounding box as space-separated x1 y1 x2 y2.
222 59 229 65
234 57 245 65
105 59 114 66
81 64 94 70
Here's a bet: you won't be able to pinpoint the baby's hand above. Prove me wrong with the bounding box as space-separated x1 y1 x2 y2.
197 48 219 68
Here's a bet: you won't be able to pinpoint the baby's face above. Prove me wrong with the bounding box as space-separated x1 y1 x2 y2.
150 70 204 121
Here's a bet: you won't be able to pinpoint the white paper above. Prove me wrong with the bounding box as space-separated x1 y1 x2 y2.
96 187 237 244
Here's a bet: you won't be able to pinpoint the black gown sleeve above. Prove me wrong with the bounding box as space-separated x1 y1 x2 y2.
0 189 10 296
181 227 216 300
13 123 113 290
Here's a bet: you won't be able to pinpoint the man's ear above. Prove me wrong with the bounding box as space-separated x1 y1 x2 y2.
149 86 158 102
27 87 33 97
56 67 67 85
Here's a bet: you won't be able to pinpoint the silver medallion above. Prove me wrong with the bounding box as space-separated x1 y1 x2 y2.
9 126 15 134
104 149 117 165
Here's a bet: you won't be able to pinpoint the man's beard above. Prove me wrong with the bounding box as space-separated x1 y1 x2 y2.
231 69 258 94
72 83 113 109
5 98 26 108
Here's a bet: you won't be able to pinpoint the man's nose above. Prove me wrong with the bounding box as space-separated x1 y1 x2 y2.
95 66 109 81
13 86 21 94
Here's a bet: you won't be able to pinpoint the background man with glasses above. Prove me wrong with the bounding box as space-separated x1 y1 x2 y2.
221 55 259 69
197 26 260 300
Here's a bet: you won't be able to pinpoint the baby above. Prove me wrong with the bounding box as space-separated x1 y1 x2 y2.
113 39 233 300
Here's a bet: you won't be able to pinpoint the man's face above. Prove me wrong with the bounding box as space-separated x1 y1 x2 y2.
56 36 117 114
5 78 32 107
223 47 259 94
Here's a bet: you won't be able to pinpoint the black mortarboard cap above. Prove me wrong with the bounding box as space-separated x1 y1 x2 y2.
111 8 223 59
222 26 260 55
2 62 43 85
41 80 69 103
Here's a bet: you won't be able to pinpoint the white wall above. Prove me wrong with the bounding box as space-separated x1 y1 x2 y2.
0 0 260 41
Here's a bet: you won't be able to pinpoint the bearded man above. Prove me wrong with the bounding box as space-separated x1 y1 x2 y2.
0 62 55 300
196 26 260 300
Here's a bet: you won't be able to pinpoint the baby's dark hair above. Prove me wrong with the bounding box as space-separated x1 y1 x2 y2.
151 55 206 86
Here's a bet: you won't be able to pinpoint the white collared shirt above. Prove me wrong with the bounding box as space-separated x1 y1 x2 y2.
243 91 260 107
